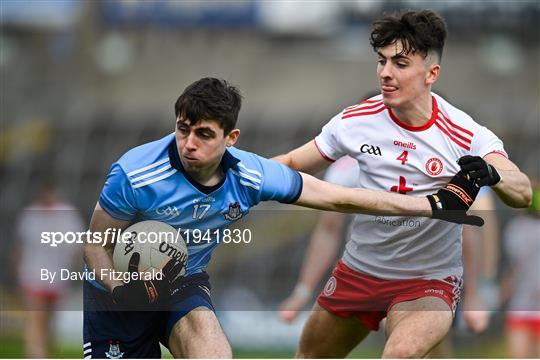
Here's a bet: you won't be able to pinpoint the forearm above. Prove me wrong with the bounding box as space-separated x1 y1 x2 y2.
492 169 532 208
297 182 432 217
296 214 344 291
85 203 130 292
84 243 123 292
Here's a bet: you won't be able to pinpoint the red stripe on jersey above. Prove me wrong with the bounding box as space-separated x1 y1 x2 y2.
436 117 472 144
342 105 386 119
438 111 474 137
362 99 381 103
435 121 471 150
344 98 382 111
343 101 384 115
313 139 336 162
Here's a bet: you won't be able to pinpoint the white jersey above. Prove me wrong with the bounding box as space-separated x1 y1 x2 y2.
323 155 359 187
315 93 507 280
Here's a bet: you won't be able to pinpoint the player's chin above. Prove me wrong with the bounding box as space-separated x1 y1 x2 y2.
381 93 399 107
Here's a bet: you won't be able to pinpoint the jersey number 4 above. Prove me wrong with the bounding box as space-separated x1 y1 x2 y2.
396 151 409 165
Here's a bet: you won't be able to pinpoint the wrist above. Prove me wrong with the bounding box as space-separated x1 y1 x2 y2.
427 194 443 212
488 164 502 187
292 283 313 300
108 281 125 293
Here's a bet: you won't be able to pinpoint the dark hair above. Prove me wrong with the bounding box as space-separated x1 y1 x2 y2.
370 10 447 61
174 77 242 135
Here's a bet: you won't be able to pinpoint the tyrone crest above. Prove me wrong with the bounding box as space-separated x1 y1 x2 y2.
224 202 243 221
425 157 443 176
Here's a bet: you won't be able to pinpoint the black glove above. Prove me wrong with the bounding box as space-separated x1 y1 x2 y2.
427 171 484 226
458 155 501 187
112 252 183 310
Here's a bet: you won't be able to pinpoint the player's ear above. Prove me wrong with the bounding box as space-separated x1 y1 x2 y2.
426 62 440 86
225 129 240 147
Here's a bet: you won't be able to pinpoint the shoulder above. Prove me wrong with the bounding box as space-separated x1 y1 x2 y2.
226 147 266 176
339 94 386 120
433 93 484 135
114 133 174 176
226 146 299 187
432 93 495 150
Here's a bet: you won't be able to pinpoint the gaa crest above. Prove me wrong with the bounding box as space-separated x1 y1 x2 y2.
224 202 243 221
105 341 124 359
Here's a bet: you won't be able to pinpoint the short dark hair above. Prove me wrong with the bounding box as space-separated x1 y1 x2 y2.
174 77 242 135
370 10 447 61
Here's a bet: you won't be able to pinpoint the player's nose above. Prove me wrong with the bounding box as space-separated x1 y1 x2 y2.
184 133 198 150
379 63 393 79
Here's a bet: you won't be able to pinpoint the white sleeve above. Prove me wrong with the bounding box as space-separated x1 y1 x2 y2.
471 126 508 159
314 113 346 161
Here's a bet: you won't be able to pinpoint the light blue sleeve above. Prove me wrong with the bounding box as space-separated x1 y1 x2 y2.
256 156 303 204
98 163 138 221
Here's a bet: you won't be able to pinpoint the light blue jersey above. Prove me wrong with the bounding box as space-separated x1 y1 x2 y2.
91 133 302 289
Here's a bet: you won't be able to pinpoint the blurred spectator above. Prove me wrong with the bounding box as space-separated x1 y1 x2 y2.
14 178 84 358
501 185 540 358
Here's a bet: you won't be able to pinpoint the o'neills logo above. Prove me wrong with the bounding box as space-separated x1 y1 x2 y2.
445 184 473 206
393 140 416 150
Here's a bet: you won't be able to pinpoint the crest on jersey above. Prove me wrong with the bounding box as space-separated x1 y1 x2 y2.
224 202 243 221
323 276 337 296
425 157 443 176
105 341 124 359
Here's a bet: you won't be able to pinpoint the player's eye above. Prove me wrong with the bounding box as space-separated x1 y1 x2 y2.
397 62 408 68
177 125 189 134
377 59 386 65
199 132 213 139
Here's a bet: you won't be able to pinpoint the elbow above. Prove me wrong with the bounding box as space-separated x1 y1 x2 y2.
510 186 533 209
522 188 533 208
519 179 534 208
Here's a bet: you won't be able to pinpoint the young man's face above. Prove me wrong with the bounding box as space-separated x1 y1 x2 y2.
175 117 239 174
376 40 440 109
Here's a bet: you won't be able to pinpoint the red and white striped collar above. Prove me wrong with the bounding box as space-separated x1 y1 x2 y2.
387 96 439 132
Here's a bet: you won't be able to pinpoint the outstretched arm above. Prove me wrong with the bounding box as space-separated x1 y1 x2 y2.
294 172 483 226
295 173 431 216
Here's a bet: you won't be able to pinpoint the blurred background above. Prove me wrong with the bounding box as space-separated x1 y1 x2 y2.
1 0 539 358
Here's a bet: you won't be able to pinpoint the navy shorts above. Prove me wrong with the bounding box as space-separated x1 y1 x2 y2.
83 272 214 359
